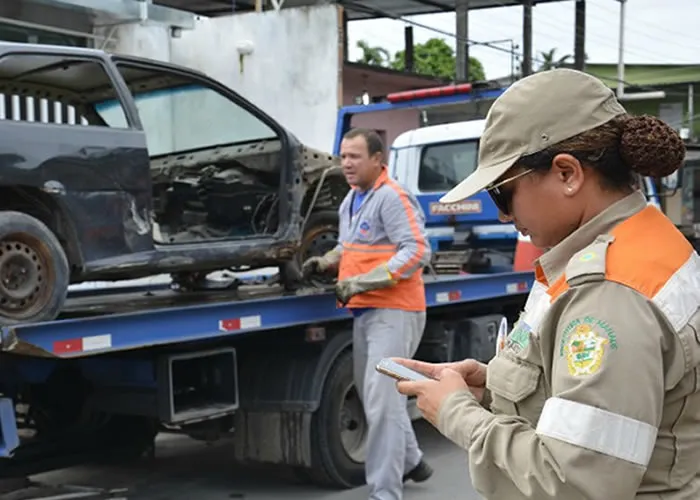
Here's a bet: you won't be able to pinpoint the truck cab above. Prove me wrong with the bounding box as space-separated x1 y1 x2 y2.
388 119 518 274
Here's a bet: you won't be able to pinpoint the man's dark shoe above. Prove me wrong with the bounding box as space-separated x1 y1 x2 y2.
403 460 434 483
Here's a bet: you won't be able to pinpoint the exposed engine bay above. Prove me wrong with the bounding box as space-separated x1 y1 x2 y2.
150 141 283 243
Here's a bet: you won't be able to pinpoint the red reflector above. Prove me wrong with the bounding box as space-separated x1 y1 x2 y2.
448 290 462 301
386 83 473 103
220 319 241 331
53 338 83 354
218 315 262 332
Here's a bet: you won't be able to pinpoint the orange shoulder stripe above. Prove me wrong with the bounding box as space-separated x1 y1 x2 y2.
545 206 692 302
385 179 426 277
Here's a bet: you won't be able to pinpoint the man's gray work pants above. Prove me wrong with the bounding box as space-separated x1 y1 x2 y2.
353 308 426 500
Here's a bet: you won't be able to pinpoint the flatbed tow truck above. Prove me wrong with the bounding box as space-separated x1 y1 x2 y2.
0 44 536 498
0 266 533 497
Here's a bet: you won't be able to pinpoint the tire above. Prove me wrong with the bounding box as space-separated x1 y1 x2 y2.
282 210 339 290
0 211 69 324
305 349 366 489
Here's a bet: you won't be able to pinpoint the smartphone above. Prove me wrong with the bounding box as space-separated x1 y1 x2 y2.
375 358 433 382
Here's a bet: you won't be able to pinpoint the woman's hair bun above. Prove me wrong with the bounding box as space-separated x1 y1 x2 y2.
619 114 686 178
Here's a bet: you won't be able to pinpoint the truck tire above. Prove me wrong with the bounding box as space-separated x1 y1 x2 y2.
282 210 339 290
306 349 366 488
0 211 69 324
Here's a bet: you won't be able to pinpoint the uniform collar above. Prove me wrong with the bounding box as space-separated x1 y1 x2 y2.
352 165 389 192
535 190 648 286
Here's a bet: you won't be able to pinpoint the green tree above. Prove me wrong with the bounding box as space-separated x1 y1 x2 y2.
391 38 486 82
536 48 573 71
356 40 392 67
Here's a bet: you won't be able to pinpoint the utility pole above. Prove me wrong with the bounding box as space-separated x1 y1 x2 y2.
521 0 533 76
456 0 469 81
616 0 625 99
573 0 586 71
616 0 665 101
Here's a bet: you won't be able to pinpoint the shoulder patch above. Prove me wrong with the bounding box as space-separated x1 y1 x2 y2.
559 316 618 376
565 234 615 285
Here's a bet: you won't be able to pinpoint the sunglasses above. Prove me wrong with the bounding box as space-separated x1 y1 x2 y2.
485 168 534 216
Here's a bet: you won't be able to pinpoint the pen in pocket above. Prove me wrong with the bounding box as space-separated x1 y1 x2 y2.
496 316 509 355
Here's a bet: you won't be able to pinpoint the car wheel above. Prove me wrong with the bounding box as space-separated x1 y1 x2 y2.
0 211 69 324
282 210 339 290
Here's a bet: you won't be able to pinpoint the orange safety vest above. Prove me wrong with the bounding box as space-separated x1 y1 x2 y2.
337 168 427 311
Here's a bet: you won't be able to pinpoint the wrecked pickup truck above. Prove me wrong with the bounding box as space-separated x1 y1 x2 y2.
0 42 347 324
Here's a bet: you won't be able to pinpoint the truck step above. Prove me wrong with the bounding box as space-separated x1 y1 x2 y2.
158 347 239 425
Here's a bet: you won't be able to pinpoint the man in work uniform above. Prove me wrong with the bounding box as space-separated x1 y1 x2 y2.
303 128 433 499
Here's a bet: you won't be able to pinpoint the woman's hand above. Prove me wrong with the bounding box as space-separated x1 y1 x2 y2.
393 358 488 401
393 358 488 427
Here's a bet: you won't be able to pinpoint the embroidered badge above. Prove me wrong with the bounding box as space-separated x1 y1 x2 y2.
358 220 371 238
559 316 618 377
506 320 532 353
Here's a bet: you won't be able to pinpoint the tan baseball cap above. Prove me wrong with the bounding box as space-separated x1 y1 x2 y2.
440 68 627 203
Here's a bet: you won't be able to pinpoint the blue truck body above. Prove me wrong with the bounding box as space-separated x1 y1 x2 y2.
0 267 534 482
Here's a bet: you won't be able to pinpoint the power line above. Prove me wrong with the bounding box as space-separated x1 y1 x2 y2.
341 0 672 94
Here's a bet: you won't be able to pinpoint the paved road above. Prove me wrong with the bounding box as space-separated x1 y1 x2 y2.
32 420 483 499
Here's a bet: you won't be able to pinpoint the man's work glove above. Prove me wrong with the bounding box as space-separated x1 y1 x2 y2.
335 264 398 305
302 249 341 280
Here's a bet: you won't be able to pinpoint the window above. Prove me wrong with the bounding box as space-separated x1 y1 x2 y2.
95 65 278 157
0 23 86 47
418 139 478 192
0 52 127 126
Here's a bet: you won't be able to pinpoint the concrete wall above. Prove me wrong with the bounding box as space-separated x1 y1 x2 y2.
104 5 343 154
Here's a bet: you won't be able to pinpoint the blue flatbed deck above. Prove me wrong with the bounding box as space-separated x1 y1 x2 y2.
0 271 534 360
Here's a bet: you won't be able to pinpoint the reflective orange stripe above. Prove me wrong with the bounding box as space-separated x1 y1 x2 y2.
343 242 397 252
386 179 427 278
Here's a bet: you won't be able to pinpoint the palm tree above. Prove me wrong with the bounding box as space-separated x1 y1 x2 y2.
537 48 573 71
356 40 391 67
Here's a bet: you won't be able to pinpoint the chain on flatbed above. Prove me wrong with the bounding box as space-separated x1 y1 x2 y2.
0 478 127 500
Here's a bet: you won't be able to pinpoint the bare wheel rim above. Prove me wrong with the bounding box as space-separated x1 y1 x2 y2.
338 381 367 464
0 235 53 320
300 224 339 286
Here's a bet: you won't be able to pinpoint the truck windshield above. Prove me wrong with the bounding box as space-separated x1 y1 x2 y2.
94 83 277 157
418 139 478 193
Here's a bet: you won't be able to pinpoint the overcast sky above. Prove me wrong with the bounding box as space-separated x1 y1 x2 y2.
347 0 699 80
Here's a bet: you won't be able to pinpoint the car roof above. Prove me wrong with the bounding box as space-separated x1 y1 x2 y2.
0 41 208 78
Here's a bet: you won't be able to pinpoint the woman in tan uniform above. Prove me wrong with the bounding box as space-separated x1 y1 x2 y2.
395 68 700 500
